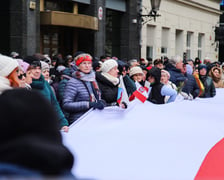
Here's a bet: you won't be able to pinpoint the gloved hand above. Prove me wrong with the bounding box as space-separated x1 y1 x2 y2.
120 101 128 109
180 92 189 100
89 100 105 110
188 93 193 100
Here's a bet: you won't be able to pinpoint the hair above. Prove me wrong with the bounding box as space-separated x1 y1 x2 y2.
169 55 182 66
6 67 20 87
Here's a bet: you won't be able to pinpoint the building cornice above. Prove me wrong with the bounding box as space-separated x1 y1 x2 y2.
175 0 222 15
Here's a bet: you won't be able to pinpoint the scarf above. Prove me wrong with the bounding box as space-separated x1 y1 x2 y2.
72 70 96 82
101 72 119 86
73 70 101 101
31 75 45 90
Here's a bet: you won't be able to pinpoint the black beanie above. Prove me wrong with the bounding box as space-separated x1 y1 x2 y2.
0 89 74 175
23 56 41 67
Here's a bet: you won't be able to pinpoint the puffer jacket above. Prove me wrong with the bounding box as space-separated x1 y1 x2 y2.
62 74 99 124
182 73 200 98
165 63 186 87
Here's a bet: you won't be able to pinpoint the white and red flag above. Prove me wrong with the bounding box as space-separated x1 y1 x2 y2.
132 81 148 103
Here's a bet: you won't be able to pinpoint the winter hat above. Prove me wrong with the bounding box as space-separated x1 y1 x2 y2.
17 59 30 73
198 64 207 71
56 65 66 73
0 55 19 77
129 66 144 77
186 64 193 75
23 56 41 67
75 53 92 66
10 52 19 58
100 59 118 73
40 61 50 72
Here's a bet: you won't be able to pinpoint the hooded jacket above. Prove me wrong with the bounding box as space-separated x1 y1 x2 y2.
147 67 165 104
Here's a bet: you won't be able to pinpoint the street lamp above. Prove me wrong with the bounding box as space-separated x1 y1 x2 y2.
140 0 162 23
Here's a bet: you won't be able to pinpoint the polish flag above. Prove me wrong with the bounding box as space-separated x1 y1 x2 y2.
195 138 224 180
132 82 148 103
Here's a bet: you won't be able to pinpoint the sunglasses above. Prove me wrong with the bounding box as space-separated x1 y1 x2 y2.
18 73 26 80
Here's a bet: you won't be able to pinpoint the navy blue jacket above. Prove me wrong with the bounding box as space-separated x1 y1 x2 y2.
182 73 200 98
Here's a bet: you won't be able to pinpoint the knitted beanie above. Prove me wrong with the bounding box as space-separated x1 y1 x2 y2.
40 61 50 72
129 66 144 77
17 59 30 73
100 59 118 73
0 55 19 77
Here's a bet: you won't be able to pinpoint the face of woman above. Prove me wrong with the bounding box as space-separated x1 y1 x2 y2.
213 69 220 77
78 61 92 74
160 73 168 84
42 69 50 81
132 73 143 82
147 75 155 84
108 66 119 78
199 68 207 76
25 70 33 85
17 69 26 87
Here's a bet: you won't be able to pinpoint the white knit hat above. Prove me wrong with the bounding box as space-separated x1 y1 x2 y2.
0 55 19 77
40 61 50 72
100 59 118 73
129 66 143 77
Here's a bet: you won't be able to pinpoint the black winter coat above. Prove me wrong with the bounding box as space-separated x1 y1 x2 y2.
96 72 118 105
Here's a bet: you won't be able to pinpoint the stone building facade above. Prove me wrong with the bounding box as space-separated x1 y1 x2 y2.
140 0 221 62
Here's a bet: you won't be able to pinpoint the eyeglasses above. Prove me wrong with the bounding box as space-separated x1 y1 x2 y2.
18 73 26 80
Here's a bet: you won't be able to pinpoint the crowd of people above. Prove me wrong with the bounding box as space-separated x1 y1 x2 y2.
1 52 223 126
2 53 224 114
0 51 223 177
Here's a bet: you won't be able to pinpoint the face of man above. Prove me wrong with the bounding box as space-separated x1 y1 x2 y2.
31 66 42 80
176 61 184 71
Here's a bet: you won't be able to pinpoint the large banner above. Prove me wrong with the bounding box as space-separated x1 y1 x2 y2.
63 89 224 180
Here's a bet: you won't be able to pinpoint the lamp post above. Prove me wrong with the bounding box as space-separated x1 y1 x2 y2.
140 0 162 23
138 0 162 59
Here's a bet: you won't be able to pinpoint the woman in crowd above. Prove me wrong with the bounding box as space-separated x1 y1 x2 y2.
24 56 69 132
96 59 127 108
40 61 51 83
0 55 20 94
209 66 224 88
197 64 216 98
160 69 177 103
63 53 105 124
147 67 177 104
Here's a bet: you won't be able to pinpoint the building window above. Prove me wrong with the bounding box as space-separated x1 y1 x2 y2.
175 30 184 56
146 25 155 59
186 32 193 59
161 27 169 57
198 33 204 59
147 46 153 59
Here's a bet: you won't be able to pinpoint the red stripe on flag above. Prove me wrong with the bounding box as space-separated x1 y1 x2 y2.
133 90 147 103
195 138 224 180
